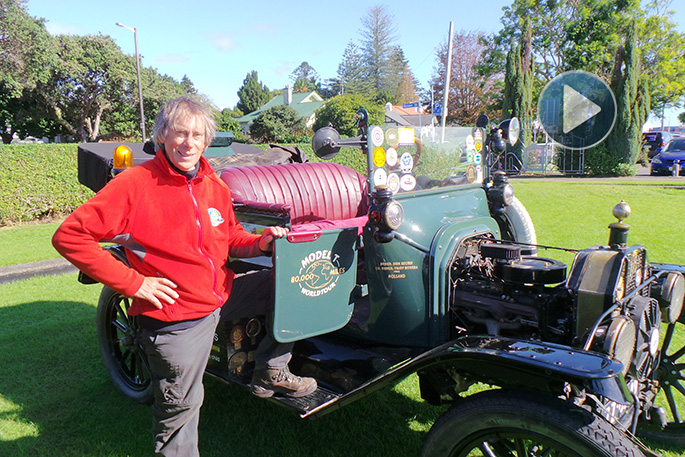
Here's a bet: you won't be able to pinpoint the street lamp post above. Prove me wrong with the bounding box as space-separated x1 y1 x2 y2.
116 22 146 141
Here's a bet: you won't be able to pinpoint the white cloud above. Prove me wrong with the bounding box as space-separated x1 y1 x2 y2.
209 32 237 52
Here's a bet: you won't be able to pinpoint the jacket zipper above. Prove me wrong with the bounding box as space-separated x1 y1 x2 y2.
187 181 223 306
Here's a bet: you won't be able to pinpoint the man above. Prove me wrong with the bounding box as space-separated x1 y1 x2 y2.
53 97 316 456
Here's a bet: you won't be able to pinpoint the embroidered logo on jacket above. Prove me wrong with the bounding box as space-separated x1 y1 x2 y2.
208 208 224 227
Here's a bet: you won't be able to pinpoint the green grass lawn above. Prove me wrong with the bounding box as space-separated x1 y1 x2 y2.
1 181 684 456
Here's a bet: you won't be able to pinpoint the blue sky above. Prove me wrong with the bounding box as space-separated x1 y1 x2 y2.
25 0 684 126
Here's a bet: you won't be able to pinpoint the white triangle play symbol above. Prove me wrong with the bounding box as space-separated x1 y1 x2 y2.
563 84 602 134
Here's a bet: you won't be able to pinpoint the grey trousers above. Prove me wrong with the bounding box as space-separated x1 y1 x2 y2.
139 270 292 457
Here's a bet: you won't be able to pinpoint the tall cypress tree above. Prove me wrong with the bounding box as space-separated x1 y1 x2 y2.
502 17 533 153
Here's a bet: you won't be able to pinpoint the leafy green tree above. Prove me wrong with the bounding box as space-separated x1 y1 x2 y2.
0 0 60 142
313 94 384 137
249 105 307 143
638 0 685 121
236 71 271 114
37 34 134 141
218 108 245 141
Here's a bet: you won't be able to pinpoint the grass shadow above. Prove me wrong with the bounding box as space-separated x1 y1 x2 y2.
0 298 445 457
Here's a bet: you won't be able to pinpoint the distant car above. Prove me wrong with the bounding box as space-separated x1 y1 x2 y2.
650 138 685 175
642 131 677 159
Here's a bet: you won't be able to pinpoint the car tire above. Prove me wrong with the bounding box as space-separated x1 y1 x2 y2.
493 196 537 255
96 286 153 404
421 389 646 457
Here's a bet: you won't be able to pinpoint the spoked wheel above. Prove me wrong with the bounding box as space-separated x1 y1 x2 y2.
96 286 153 404
421 389 645 457
638 320 685 446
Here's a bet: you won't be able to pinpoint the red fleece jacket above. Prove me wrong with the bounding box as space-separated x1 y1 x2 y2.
52 150 260 322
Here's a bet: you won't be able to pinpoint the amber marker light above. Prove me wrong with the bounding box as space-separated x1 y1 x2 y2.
112 144 134 170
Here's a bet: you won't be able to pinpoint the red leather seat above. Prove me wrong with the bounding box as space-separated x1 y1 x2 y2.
220 162 368 229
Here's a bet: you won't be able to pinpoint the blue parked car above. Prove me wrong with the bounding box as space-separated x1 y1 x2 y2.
650 138 685 175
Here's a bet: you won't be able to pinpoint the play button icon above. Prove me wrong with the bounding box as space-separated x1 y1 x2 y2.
538 71 616 150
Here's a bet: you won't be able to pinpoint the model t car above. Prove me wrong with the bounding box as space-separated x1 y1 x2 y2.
75 110 685 456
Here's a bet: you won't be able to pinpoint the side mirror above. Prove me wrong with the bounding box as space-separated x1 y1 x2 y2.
476 114 490 128
312 126 342 159
311 125 368 159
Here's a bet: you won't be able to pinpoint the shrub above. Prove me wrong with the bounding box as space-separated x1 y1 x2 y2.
0 144 94 225
249 105 309 143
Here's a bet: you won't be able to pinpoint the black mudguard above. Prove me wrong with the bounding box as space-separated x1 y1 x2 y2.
297 335 631 419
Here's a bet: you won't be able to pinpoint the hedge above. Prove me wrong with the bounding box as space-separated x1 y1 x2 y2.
1 142 369 226
0 144 94 226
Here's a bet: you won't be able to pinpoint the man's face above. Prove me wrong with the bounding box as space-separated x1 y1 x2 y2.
162 115 208 172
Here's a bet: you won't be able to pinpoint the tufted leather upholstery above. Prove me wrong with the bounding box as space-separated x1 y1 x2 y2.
220 162 368 227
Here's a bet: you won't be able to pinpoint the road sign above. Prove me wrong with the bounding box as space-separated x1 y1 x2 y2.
402 102 419 108
434 102 442 116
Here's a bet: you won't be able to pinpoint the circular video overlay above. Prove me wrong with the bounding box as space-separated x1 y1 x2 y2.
538 71 616 150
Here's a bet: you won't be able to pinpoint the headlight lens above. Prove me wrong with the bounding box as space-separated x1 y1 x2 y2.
384 201 404 230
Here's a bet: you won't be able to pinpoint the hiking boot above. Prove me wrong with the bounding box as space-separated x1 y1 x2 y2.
251 367 317 398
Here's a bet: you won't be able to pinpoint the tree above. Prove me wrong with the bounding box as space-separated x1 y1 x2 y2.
313 94 384 137
290 61 320 93
431 31 493 125
0 0 60 142
181 75 197 94
249 105 307 143
36 34 135 142
638 0 685 121
359 5 400 95
236 71 271 114
328 41 372 97
502 17 534 149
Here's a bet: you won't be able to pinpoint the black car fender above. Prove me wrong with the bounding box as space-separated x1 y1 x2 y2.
417 335 631 406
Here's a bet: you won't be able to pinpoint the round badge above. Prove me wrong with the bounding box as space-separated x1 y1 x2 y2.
230 325 244 344
465 135 474 150
474 153 482 164
373 167 387 186
373 147 386 167
400 174 417 191
385 128 399 147
386 147 398 167
387 173 400 193
473 127 484 143
466 151 474 163
399 152 414 173
538 70 616 150
370 126 384 147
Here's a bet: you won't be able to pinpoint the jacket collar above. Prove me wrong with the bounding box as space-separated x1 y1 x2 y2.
153 148 214 181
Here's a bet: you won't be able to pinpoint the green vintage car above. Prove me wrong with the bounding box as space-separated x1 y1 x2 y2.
84 110 684 457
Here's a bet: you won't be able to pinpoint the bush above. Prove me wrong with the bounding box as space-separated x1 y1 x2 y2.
0 144 94 225
249 105 309 143
313 95 385 137
0 142 369 226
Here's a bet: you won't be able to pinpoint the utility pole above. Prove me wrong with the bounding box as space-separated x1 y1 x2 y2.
440 21 453 143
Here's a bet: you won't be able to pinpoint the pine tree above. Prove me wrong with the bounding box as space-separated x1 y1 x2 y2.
236 71 271 114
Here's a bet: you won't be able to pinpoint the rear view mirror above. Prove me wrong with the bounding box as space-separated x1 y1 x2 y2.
312 126 342 159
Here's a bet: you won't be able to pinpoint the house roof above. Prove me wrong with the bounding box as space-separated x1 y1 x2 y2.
236 91 324 124
384 104 435 127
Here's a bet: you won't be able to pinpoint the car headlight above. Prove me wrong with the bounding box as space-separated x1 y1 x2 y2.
652 156 662 164
384 200 404 231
